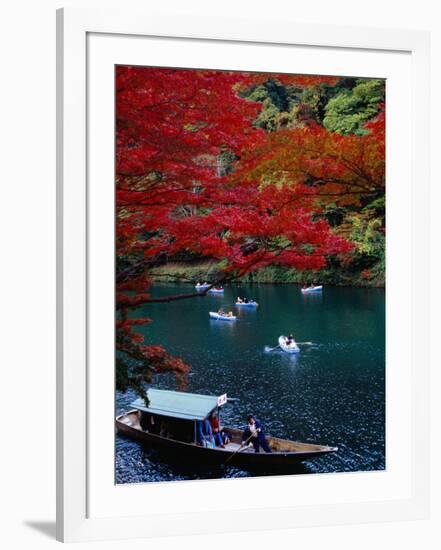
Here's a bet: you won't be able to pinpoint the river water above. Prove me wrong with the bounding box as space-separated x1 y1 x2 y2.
116 283 385 483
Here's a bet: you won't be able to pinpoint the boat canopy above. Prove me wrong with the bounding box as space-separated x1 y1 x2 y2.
131 388 227 421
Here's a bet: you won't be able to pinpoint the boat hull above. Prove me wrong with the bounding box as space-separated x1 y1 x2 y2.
278 336 300 353
116 414 336 472
209 312 237 321
235 302 258 307
301 286 323 293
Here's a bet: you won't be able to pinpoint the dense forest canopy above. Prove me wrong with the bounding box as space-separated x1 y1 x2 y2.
115 67 385 396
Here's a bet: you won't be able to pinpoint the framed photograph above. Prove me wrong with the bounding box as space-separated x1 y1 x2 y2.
56 7 430 542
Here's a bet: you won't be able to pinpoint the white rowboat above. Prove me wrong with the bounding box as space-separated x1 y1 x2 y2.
301 285 323 293
278 335 300 353
209 312 237 321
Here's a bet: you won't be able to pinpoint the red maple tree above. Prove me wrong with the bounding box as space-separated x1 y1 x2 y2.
115 67 356 394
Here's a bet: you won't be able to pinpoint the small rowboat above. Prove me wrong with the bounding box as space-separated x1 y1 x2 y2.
209 311 237 321
235 300 258 307
208 287 224 294
301 285 323 293
116 389 338 472
278 335 300 353
195 283 210 290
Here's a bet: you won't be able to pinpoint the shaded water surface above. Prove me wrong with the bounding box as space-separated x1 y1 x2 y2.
116 283 385 483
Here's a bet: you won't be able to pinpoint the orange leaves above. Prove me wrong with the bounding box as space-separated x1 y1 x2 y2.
236 120 385 208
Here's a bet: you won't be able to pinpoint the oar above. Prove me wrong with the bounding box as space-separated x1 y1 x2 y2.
267 345 281 352
267 341 313 351
224 431 256 465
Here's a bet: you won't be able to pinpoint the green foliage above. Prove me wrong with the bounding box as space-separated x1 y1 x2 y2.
254 98 285 131
116 356 149 401
218 148 237 175
243 76 384 135
346 212 385 285
323 79 385 135
363 196 385 217
243 79 302 131
322 203 348 227
349 216 385 257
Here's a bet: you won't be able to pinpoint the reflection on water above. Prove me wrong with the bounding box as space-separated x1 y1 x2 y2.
116 283 385 483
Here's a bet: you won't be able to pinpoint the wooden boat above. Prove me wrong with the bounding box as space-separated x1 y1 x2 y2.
301 285 323 293
278 335 300 353
116 389 337 472
209 311 237 321
235 300 258 307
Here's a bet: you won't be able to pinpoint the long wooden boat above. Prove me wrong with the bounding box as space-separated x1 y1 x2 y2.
116 389 337 472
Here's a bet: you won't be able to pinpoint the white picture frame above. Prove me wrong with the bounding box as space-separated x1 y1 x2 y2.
56 7 430 543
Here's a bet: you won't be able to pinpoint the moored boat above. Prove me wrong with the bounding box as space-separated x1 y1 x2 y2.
278 335 300 353
209 311 237 321
301 285 323 293
116 389 338 472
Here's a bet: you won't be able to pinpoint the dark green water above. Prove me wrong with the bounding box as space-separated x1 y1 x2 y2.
116 283 385 483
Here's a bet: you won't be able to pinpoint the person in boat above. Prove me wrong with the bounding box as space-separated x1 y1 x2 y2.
160 419 173 439
243 297 248 303
218 308 225 316
227 311 233 317
220 428 232 446
197 418 215 448
209 413 225 448
285 334 294 345
140 412 160 434
237 297 242 303
241 415 272 454
302 284 307 290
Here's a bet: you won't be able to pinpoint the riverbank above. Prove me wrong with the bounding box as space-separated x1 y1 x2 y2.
150 260 385 288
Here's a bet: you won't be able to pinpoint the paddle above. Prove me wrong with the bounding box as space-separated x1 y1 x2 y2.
224 430 256 465
266 340 314 353
267 345 281 352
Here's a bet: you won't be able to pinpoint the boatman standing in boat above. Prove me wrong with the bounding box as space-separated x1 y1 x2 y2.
241 415 272 453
